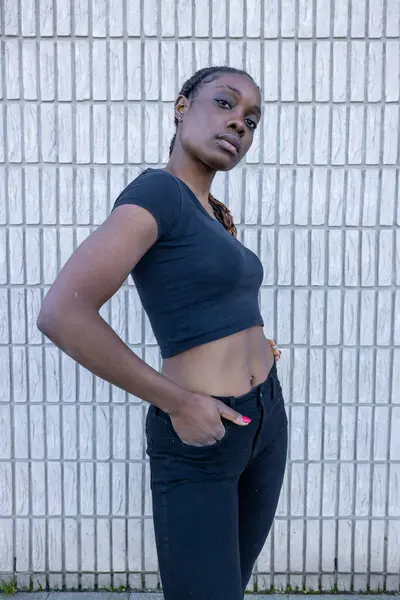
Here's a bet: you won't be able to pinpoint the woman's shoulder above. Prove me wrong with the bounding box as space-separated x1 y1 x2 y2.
115 168 181 203
112 168 183 240
130 167 179 187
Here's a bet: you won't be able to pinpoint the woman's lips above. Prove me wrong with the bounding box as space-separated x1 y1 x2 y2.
216 138 239 155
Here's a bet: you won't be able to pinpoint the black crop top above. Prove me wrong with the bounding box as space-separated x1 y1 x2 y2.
112 168 264 358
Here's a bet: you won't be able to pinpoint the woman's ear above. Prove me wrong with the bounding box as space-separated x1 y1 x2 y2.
174 95 188 122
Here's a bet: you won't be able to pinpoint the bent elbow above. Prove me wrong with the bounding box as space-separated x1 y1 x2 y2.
36 302 62 337
36 303 98 338
36 309 61 336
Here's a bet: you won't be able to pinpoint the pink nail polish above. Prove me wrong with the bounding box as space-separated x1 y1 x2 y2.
242 416 251 424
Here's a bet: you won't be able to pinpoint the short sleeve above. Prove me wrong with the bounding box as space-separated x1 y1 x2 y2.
111 169 182 240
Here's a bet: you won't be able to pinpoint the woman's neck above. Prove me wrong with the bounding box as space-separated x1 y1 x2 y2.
164 156 216 208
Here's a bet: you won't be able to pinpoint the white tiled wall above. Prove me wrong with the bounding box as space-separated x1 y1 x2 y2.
0 0 399 593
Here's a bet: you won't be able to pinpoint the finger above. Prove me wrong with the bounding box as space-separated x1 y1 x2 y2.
216 403 251 426
268 338 281 357
181 440 202 447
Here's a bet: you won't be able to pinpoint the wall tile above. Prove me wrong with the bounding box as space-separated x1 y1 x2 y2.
109 0 124 37
386 0 400 37
316 0 331 37
368 42 383 102
0 519 13 570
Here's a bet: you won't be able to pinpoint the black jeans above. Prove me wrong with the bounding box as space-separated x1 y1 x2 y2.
145 362 288 600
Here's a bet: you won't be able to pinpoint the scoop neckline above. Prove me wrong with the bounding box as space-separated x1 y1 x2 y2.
146 167 220 223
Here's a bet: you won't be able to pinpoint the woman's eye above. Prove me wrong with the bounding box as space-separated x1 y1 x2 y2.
216 99 257 130
216 98 231 108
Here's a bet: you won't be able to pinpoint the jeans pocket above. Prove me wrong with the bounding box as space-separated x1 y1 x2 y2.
145 409 154 456
149 405 233 452
177 420 233 450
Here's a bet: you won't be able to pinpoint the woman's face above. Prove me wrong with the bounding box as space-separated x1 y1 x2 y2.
176 73 262 172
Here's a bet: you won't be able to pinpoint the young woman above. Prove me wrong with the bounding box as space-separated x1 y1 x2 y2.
37 66 287 600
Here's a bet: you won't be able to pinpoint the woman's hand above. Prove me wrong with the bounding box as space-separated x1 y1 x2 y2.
268 338 281 361
168 393 251 447
166 340 280 447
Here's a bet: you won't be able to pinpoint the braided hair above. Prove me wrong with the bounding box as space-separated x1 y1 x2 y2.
169 66 259 238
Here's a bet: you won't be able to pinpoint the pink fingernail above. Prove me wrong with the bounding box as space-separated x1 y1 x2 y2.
242 416 251 424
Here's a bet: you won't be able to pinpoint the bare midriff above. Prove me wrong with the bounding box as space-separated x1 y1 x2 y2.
161 325 275 397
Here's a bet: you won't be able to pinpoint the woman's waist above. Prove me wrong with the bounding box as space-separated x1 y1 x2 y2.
161 326 275 397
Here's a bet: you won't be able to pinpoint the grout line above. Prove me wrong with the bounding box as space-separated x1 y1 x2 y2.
2 513 400 521
3 97 400 105
365 0 384 589
2 457 400 465
2 339 400 347
254 20 265 580
381 1 394 591
105 4 113 589
285 0 300 587
3 32 400 40
306 3 318 588
138 1 146 588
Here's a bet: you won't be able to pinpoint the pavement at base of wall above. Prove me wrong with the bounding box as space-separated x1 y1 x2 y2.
2 593 399 600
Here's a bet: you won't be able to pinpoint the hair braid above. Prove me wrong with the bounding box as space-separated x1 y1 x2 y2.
168 66 259 238
208 193 237 237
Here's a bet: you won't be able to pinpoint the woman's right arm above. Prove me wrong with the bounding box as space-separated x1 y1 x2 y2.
37 203 191 415
37 201 249 445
